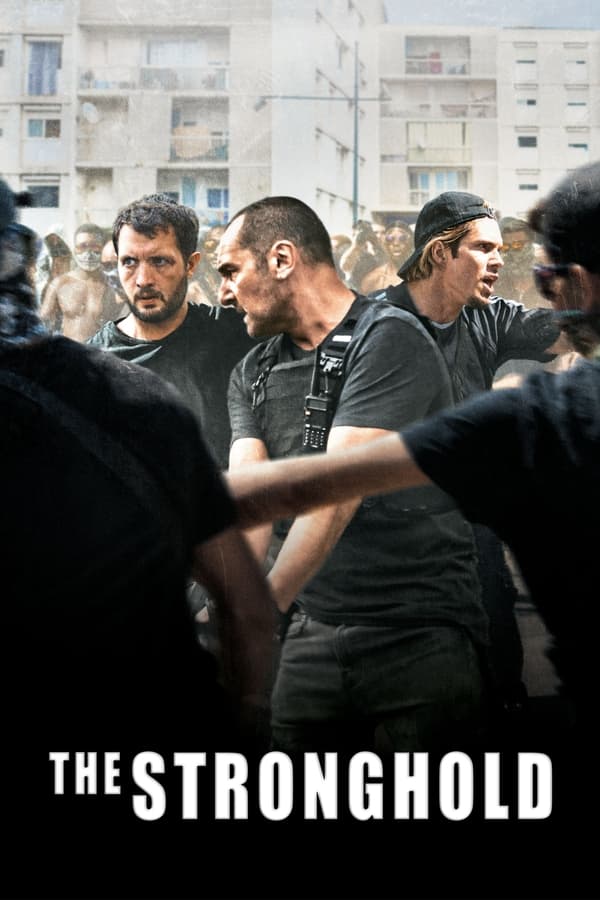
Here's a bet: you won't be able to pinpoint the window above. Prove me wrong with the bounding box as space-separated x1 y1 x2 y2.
207 188 229 209
0 50 5 67
518 135 537 148
519 183 538 191
27 118 61 138
26 184 59 207
517 98 536 107
408 169 468 205
566 59 588 82
27 41 62 95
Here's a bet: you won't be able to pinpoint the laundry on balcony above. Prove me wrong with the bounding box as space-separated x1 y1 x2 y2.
171 125 214 160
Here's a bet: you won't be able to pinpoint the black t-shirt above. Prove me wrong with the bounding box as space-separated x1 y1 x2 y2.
229 298 487 640
374 282 559 401
0 334 236 748
89 303 255 467
403 358 599 701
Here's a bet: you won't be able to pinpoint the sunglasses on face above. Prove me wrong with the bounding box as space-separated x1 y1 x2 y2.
500 240 529 253
532 263 571 300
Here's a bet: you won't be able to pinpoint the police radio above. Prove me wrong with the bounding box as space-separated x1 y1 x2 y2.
303 392 335 451
302 322 357 453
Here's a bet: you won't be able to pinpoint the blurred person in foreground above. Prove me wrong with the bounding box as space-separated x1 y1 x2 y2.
0 178 275 897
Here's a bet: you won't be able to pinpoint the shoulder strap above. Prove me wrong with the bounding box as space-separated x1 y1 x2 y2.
302 296 369 453
250 334 285 409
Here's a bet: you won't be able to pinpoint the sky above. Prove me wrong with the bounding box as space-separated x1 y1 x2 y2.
384 0 600 29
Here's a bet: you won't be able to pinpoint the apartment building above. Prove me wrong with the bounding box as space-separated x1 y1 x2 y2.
497 28 600 218
0 0 385 240
374 24 600 225
1 4 598 240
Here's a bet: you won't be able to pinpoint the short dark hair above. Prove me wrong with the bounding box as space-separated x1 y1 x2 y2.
112 195 199 261
74 223 105 245
228 196 335 269
499 216 533 241
528 161 600 273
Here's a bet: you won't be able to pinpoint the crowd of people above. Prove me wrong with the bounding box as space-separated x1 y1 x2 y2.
2 162 599 898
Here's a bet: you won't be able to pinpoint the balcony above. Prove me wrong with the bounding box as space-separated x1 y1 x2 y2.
407 146 472 163
381 101 495 119
78 64 229 93
169 128 229 162
405 55 470 76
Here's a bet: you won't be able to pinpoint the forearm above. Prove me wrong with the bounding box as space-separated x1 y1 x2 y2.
192 527 277 703
267 497 362 612
228 433 429 529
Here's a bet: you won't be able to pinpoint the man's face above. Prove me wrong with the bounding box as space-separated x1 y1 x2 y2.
74 231 103 272
217 216 292 338
117 224 194 323
500 229 535 278
442 218 504 309
202 226 226 269
384 226 412 265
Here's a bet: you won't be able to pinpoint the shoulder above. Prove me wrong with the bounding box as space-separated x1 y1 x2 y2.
87 319 121 347
353 297 439 347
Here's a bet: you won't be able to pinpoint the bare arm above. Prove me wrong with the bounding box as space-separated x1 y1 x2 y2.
39 277 61 332
265 425 419 612
229 437 274 563
192 525 277 710
226 431 429 530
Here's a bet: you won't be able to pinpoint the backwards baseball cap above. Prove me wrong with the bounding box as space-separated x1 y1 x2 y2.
398 191 496 278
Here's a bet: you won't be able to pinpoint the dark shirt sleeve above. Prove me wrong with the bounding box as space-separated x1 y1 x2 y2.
402 387 526 525
228 353 264 444
333 311 452 430
491 299 559 368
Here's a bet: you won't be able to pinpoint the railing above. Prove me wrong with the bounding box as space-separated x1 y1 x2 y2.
78 65 229 92
405 56 470 76
407 145 472 163
381 101 496 119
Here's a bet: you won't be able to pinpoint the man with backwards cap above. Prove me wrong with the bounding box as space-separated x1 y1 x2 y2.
371 191 566 734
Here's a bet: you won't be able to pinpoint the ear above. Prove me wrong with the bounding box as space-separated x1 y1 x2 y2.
431 240 447 266
267 240 295 280
186 250 201 277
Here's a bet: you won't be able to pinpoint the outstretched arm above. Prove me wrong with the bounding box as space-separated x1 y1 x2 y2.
226 431 429 532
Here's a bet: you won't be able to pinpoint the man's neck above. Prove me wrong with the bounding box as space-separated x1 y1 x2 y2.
118 302 189 341
286 279 357 351
405 278 463 324
75 267 104 283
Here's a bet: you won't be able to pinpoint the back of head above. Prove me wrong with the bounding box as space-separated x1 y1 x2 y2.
528 161 600 273
229 196 335 269
112 193 199 261
0 179 43 336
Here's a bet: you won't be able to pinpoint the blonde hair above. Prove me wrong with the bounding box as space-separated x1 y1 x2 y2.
403 221 472 282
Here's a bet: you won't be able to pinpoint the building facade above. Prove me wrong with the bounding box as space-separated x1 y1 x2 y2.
0 0 385 240
374 24 600 225
0 3 598 240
